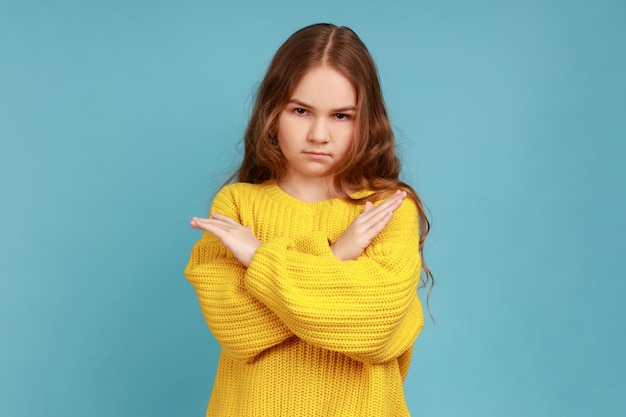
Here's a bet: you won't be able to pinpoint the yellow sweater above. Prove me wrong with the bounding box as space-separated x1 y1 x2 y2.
184 181 424 416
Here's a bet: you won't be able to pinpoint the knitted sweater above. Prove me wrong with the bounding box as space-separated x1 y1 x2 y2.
184 181 424 416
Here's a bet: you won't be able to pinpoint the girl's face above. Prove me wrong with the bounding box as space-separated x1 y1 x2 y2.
277 66 356 185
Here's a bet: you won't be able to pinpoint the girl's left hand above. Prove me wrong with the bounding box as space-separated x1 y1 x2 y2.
190 213 261 268
330 190 406 261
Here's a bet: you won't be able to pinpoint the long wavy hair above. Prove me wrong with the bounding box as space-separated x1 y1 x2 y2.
232 23 433 307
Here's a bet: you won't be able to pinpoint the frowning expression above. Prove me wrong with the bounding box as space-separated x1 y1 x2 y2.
277 66 356 183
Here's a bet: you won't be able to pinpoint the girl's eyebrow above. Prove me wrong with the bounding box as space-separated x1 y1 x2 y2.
288 99 356 113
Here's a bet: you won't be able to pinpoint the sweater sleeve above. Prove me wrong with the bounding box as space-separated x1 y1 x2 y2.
184 186 293 363
243 198 424 364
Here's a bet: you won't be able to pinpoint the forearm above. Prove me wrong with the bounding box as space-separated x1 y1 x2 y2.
244 230 422 364
185 236 293 362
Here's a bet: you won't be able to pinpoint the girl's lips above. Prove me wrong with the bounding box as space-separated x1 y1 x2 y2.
304 151 330 157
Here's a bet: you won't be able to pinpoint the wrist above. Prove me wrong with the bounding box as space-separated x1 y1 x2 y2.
330 242 357 261
330 243 344 261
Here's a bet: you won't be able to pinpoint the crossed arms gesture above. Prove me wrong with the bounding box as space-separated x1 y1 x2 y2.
189 190 407 267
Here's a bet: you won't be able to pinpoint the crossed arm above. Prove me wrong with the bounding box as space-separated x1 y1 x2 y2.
190 190 407 266
186 189 422 363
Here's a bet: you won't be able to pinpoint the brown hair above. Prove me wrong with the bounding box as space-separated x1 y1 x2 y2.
232 23 433 309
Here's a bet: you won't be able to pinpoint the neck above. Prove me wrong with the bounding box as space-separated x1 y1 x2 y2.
278 176 339 203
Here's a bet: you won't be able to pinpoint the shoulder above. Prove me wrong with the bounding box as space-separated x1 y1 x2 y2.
384 196 420 235
396 196 419 218
211 181 276 214
216 181 276 200
357 190 419 219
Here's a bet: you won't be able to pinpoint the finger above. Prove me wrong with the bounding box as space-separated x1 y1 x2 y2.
202 224 232 242
363 203 393 221
190 218 221 233
358 191 407 231
190 216 210 229
190 220 204 230
377 191 406 211
191 217 239 235
359 197 403 225
204 217 245 236
360 191 405 221
206 214 249 231
191 217 224 228
210 212 241 225
363 210 394 238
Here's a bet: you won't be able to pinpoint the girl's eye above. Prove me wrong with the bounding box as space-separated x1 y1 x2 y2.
334 113 351 120
294 108 307 115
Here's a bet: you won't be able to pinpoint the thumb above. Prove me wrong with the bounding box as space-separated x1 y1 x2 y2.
363 201 374 213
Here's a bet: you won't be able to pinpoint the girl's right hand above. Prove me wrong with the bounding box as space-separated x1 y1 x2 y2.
330 190 406 261
190 213 261 268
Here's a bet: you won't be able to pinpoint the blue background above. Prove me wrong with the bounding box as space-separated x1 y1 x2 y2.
1 1 625 416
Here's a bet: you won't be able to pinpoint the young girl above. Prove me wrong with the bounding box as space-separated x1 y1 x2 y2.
185 23 432 416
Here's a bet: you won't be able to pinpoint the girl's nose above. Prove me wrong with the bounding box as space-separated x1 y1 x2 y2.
307 118 330 143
